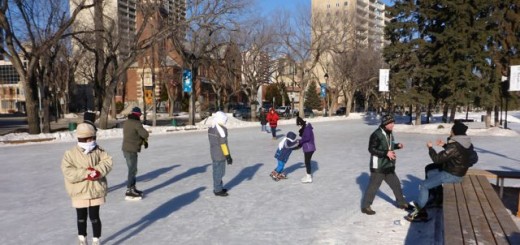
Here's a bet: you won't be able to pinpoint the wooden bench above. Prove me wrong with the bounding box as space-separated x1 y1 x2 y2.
467 168 520 217
443 175 520 244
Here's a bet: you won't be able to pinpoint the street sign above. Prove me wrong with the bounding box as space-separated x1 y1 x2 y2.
509 65 520 91
183 69 192 93
379 69 389 92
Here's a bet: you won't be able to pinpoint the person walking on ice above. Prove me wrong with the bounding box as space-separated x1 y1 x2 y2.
270 131 300 181
208 111 233 196
296 116 316 183
361 114 412 215
61 123 113 245
122 107 149 200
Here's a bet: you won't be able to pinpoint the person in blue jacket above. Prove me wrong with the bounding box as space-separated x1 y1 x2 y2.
270 131 299 181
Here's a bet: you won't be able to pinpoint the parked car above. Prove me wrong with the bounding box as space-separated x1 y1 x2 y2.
232 107 251 118
295 107 314 118
336 107 347 115
275 106 291 115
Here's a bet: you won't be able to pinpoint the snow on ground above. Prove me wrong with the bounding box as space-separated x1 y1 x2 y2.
1 111 520 244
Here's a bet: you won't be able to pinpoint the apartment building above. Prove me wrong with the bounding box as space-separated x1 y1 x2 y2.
70 0 186 111
0 60 25 114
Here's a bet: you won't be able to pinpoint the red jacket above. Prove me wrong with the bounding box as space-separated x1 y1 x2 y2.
266 109 279 127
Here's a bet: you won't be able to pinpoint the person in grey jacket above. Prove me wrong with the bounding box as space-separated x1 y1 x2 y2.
361 114 411 215
122 107 149 200
61 123 113 245
208 111 233 196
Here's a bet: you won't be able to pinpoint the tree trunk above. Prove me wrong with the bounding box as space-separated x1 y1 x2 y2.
345 90 353 117
442 104 449 123
449 104 457 123
24 74 41 134
485 107 492 128
98 79 118 129
414 104 421 125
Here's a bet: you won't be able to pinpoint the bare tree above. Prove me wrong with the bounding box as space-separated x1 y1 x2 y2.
0 0 94 134
168 0 249 125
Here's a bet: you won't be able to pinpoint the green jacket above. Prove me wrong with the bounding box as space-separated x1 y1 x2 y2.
368 127 401 173
122 114 149 153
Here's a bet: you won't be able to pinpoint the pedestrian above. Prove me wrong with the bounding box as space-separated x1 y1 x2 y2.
266 107 279 140
259 108 269 133
122 107 149 200
270 131 300 181
296 116 316 183
208 111 233 196
61 123 113 245
406 121 474 222
83 111 97 132
361 114 411 215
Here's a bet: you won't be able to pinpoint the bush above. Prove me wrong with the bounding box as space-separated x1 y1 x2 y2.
437 125 444 129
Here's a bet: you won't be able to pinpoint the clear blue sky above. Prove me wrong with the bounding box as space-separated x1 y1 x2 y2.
256 0 393 14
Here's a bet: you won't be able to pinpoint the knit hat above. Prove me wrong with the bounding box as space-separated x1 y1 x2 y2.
296 116 306 126
76 123 96 138
452 121 468 135
381 114 395 126
131 107 142 116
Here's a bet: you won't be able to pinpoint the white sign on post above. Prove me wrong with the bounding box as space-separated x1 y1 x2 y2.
379 69 389 92
510 65 520 91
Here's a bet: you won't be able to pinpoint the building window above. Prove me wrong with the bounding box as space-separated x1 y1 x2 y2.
344 1 348 6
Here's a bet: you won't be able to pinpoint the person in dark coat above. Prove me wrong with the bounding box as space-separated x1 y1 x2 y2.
258 108 269 133
296 116 316 183
406 121 474 222
270 131 299 181
121 107 149 200
361 114 410 215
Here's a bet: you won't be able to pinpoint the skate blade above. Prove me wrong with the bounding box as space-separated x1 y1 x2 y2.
125 196 143 201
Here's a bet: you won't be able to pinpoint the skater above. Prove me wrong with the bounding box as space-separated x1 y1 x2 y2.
266 107 279 139
361 114 411 215
296 116 316 183
122 107 149 200
270 131 300 181
259 108 269 133
208 111 233 196
406 121 474 222
61 123 113 245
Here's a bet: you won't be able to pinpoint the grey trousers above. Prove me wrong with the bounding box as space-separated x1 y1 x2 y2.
362 172 407 209
123 151 138 188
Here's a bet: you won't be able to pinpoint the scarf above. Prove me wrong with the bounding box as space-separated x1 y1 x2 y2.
78 141 97 154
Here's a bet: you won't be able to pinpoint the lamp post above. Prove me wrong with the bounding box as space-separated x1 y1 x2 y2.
324 73 329 117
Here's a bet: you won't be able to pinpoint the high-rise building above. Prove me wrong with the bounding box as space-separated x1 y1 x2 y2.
69 0 186 111
0 60 25 114
311 0 388 49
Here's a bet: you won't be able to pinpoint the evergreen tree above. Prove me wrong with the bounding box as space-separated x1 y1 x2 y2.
265 84 282 107
304 82 322 110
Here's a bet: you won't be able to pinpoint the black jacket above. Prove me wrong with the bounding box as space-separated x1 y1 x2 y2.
428 136 472 177
368 127 401 174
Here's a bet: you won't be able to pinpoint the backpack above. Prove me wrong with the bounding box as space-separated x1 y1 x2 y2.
467 145 478 166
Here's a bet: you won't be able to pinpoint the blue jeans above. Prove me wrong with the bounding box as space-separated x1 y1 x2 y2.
270 127 276 137
123 151 138 188
261 124 269 132
275 160 286 173
418 169 462 208
212 160 226 192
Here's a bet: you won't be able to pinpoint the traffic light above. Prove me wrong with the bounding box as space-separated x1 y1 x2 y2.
183 69 192 93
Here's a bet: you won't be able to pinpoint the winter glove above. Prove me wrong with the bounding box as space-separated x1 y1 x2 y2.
226 155 233 165
143 139 149 149
86 167 101 181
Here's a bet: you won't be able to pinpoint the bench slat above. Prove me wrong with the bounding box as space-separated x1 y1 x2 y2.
470 175 510 244
462 176 497 243
455 181 477 243
444 183 463 245
476 175 520 244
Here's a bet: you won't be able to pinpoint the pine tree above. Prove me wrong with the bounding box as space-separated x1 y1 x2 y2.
304 82 323 110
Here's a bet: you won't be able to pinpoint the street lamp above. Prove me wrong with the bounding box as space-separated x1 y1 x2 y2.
324 73 329 117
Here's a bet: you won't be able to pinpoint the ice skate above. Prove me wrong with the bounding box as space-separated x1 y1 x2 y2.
92 237 100 245
78 235 88 245
404 205 429 222
301 174 312 183
125 187 143 201
270 171 280 181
